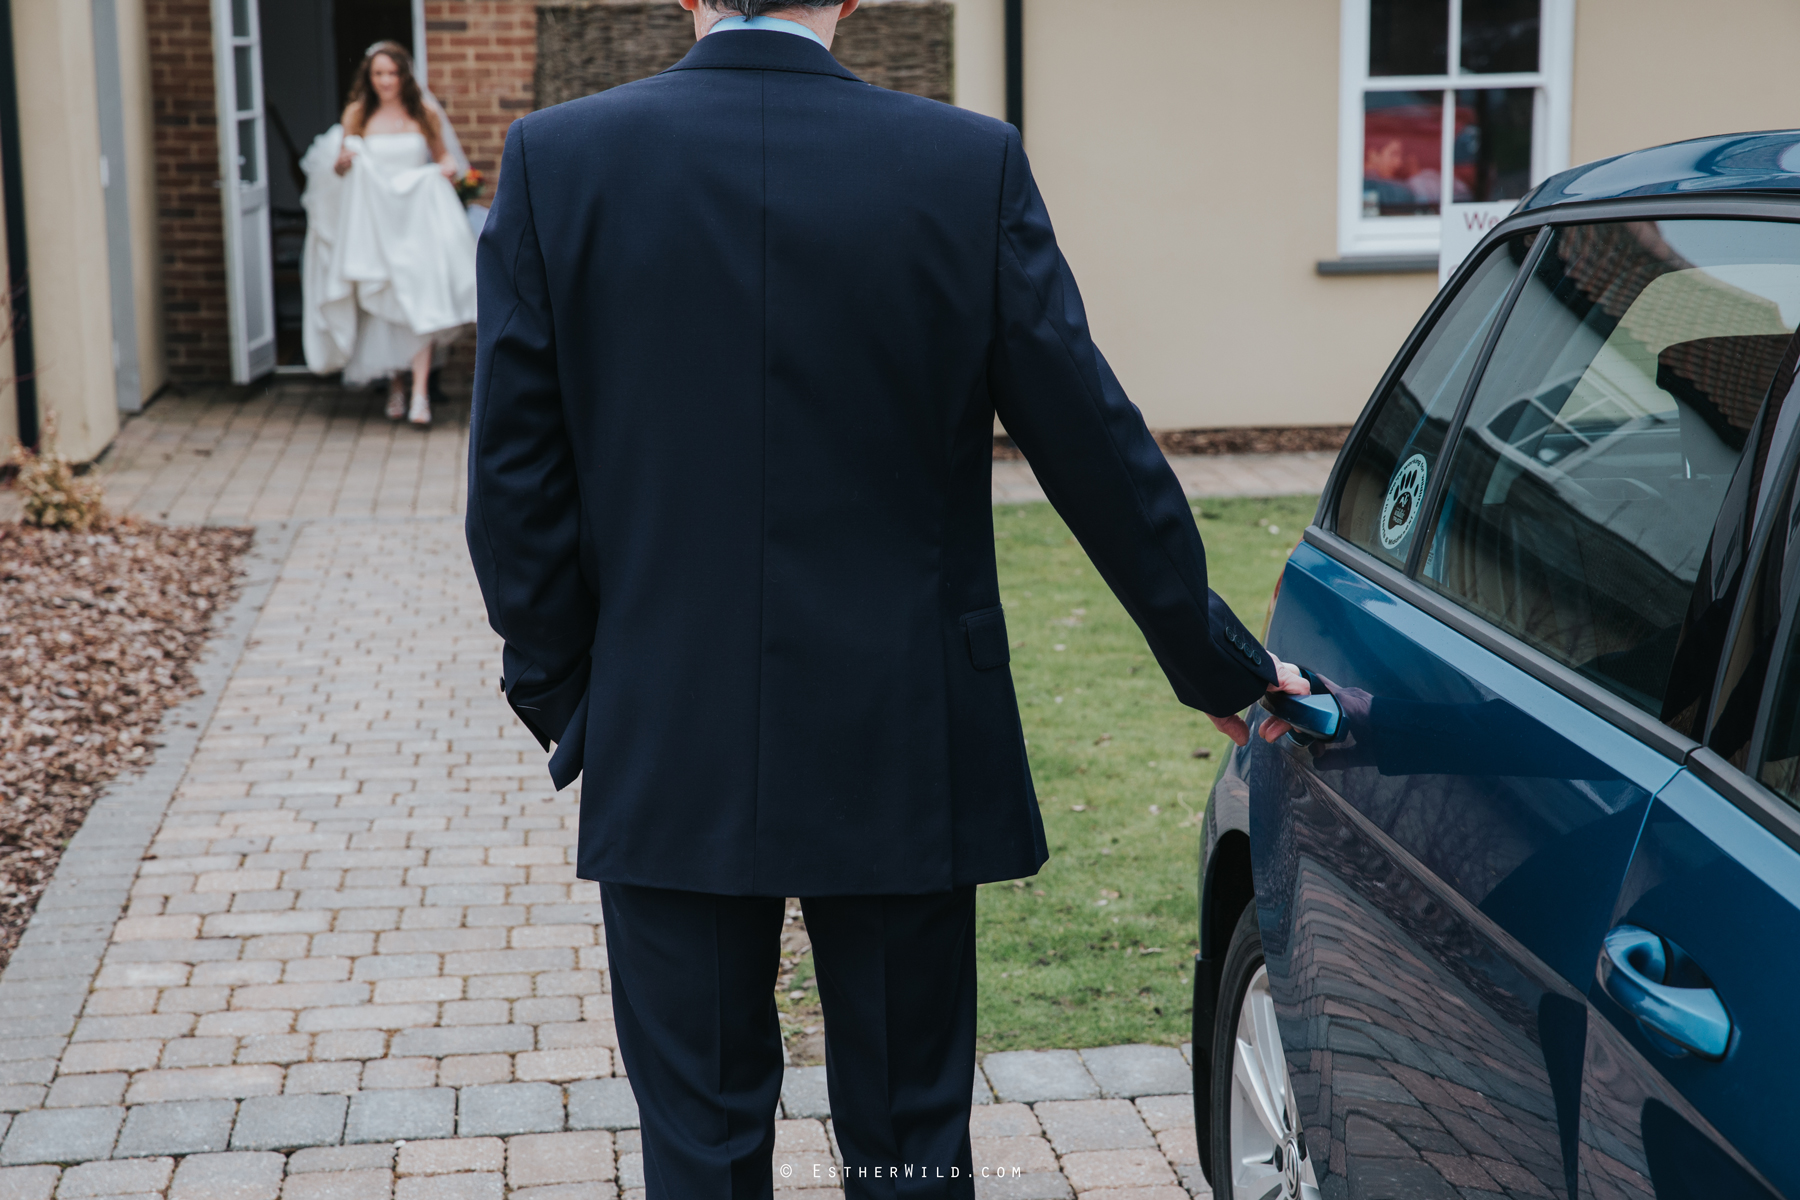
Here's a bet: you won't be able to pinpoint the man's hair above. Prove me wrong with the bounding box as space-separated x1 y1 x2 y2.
705 1 839 14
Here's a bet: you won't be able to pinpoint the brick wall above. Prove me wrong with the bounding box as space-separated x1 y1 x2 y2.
425 1 536 184
145 0 230 383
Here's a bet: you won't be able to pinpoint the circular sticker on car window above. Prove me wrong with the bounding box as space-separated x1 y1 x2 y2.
1379 453 1428 551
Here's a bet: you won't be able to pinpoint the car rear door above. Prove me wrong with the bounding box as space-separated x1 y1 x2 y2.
1255 213 1800 1198
1575 425 1800 1200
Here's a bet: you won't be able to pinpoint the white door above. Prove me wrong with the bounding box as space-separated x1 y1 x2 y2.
213 0 275 382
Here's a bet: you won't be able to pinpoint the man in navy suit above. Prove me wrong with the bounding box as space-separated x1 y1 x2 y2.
467 1 1305 1194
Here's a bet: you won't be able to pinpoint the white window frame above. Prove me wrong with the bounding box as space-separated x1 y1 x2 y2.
1337 0 1574 259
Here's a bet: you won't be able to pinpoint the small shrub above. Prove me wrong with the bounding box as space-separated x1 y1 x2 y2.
6 415 105 532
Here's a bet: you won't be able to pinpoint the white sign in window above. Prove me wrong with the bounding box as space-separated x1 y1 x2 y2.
1337 0 1572 259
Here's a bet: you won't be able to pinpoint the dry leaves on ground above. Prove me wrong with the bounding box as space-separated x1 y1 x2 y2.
0 518 252 971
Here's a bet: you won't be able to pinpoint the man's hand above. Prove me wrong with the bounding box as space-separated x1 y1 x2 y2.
1206 658 1311 747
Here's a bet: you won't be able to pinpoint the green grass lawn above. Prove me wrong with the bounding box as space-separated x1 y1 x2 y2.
975 492 1318 1053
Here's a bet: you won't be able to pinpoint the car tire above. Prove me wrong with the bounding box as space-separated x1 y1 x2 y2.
1209 904 1320 1200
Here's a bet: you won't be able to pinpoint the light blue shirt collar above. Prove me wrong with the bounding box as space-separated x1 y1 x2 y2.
708 14 828 49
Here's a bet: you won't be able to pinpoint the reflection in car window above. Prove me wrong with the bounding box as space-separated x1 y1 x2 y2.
1334 234 1532 568
1755 571 1800 805
1421 220 1800 722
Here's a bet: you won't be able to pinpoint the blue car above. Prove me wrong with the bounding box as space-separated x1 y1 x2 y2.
1197 131 1800 1200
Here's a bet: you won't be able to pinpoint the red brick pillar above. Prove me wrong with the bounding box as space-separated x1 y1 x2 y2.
146 0 231 384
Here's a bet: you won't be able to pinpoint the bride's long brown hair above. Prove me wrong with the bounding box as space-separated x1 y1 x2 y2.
344 40 443 156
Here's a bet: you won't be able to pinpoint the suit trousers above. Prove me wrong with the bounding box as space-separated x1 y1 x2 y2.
599 882 979 1199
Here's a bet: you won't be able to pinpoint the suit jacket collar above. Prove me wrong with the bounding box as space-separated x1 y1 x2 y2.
664 28 863 84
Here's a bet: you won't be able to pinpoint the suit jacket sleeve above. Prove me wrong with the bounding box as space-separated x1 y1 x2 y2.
465 119 597 751
988 127 1277 716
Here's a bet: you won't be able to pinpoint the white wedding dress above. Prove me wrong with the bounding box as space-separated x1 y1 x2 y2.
299 127 477 383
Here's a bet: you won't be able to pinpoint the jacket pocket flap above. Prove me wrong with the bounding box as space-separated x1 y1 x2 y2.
962 605 1010 670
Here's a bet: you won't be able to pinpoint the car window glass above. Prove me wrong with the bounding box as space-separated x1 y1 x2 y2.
1333 234 1532 567
1420 219 1800 719
1710 451 1800 769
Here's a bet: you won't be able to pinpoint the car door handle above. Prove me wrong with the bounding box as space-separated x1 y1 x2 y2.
1259 688 1342 745
1598 925 1732 1060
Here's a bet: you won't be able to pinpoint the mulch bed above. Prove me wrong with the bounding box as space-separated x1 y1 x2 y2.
993 425 1352 460
0 519 252 972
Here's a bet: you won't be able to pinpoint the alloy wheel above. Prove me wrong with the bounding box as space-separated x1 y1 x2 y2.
1229 964 1320 1200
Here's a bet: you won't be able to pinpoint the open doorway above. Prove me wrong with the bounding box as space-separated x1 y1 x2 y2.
257 0 416 369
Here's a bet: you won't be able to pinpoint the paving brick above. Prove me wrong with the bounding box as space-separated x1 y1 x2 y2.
55 1043 161 1072
968 1173 1071 1200
279 1168 392 1200
1130 1096 1194 1134
1078 1046 1191 1100
565 1081 637 1132
0 1091 46 1114
284 1063 361 1095
396 1139 503 1177
970 1136 1057 1174
237 1035 313 1066
113 1100 237 1158
287 1146 395 1175
780 1067 830 1121
0 1108 123 1165
230 1094 347 1150
344 1090 456 1144
55 1158 173 1198
1054 1150 1176 1193
161 1039 238 1069
515 1050 607 1084
1153 1126 1197 1165
388 1029 532 1060
457 1084 563 1138
508 1185 617 1200
311 1033 386 1063
391 1176 499 1200
438 1058 510 1089
196 1014 293 1039
970 1104 1040 1140
358 1061 436 1091
980 1052 1098 1104
0 1166 60 1200
505 1132 613 1187
43 1077 126 1111
1033 1100 1156 1153
125 1066 282 1105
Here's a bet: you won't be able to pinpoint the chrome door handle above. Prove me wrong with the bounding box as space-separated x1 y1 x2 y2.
1598 925 1731 1060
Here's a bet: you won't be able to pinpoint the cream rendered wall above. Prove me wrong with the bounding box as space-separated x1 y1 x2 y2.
1019 0 1434 431
951 0 1004 121
10 0 118 462
117 0 165 403
1569 0 1800 164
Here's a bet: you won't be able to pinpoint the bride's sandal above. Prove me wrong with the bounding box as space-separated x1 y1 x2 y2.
409 391 432 427
386 384 406 421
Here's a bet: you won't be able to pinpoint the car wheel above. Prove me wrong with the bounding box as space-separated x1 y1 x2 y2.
1209 904 1320 1200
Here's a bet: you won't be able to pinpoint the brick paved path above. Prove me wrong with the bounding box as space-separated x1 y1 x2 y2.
0 385 1247 1199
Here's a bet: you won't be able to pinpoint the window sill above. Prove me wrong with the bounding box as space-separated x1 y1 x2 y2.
1316 255 1438 276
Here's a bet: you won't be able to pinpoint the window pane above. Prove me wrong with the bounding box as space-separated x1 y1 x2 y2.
1755 514 1800 802
1453 88 1533 202
231 0 249 38
237 118 259 184
1334 234 1533 567
1422 220 1800 718
1460 0 1540 73
1370 0 1448 76
1364 92 1443 217
234 46 254 113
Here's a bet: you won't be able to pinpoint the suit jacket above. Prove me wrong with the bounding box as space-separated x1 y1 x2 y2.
466 30 1278 896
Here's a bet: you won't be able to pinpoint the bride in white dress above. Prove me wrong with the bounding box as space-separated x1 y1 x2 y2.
299 41 476 427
